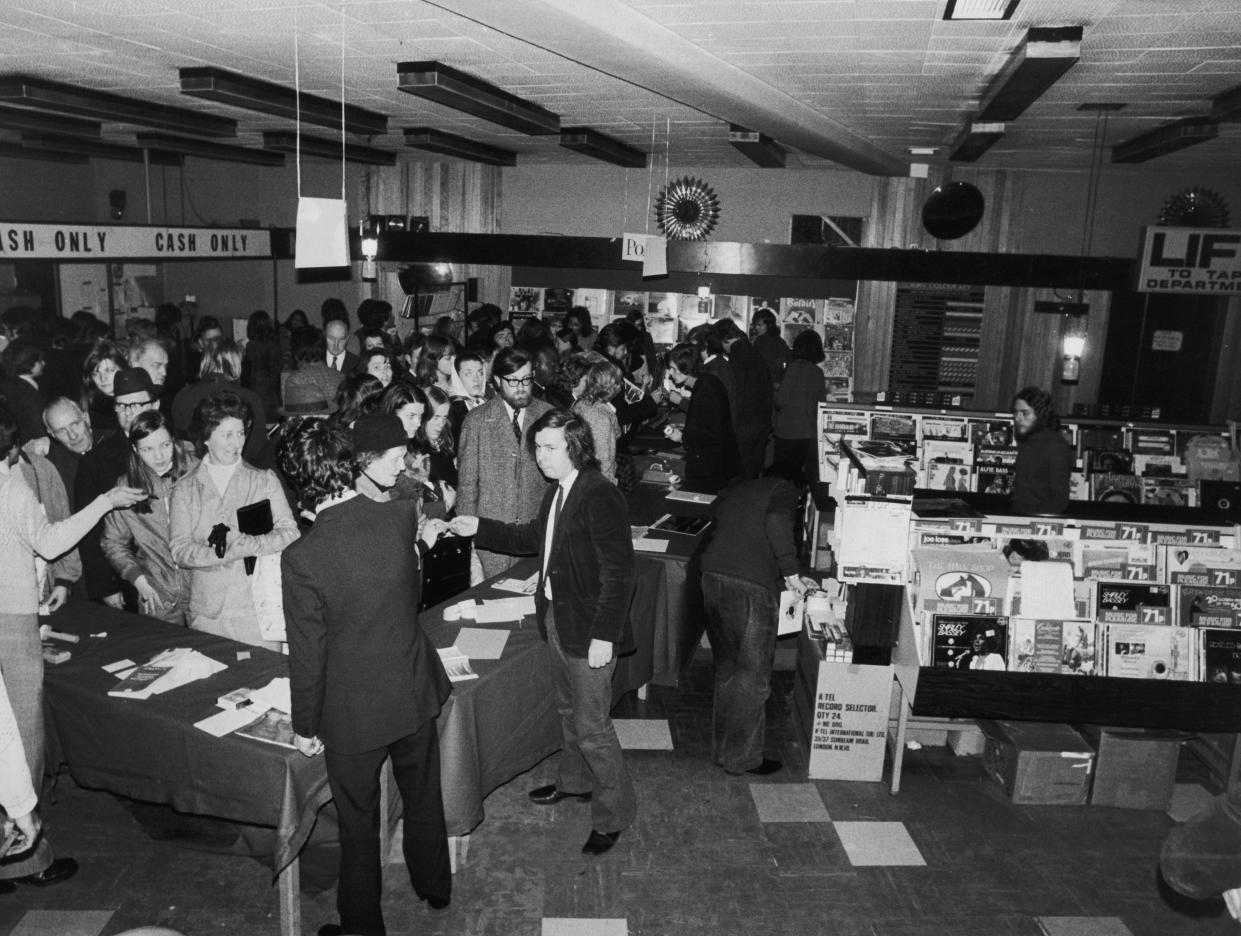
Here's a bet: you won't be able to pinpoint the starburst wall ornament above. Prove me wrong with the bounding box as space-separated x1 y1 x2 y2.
654 177 721 240
1158 186 1231 228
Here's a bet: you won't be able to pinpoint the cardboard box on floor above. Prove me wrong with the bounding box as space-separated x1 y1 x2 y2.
979 720 1095 805
1077 724 1188 810
807 661 894 781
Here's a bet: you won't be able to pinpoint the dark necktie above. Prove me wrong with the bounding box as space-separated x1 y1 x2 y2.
543 485 564 592
512 409 522 442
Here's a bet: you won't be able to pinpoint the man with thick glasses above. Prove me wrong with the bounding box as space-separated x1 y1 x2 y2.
75 368 159 607
457 346 551 579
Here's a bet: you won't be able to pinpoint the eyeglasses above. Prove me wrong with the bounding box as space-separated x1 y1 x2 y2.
499 375 534 388
116 399 153 412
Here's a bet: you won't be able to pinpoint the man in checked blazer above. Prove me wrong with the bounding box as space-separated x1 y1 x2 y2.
456 346 551 579
452 408 637 857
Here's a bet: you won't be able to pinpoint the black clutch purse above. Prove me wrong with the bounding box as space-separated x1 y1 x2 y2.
420 534 472 611
237 499 274 575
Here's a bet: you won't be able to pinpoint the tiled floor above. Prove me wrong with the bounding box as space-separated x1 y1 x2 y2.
2 648 1236 936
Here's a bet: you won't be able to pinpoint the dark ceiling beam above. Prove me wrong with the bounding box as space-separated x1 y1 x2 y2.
0 74 236 137
374 232 1132 290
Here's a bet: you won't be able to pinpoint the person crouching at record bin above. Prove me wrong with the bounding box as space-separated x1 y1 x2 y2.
280 416 454 936
700 477 819 776
449 409 637 857
1010 385 1072 515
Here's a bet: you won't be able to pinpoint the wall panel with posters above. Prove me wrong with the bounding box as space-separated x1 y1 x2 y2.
510 284 858 401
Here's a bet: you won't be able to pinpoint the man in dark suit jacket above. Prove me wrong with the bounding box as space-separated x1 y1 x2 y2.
0 338 49 448
452 408 637 857
323 318 358 375
76 368 158 606
281 416 453 936
715 319 774 478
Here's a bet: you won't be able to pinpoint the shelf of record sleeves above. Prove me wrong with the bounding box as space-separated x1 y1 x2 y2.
806 400 1241 739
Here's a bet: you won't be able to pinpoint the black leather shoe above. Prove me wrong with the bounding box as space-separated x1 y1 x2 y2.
725 758 783 777
581 830 620 856
426 896 450 910
528 784 592 805
14 857 78 887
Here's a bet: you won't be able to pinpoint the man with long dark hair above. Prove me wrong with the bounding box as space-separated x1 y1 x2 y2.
451 409 636 857
1010 385 1072 515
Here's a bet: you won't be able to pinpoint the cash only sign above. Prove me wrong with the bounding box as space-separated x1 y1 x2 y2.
1137 226 1241 294
0 221 271 260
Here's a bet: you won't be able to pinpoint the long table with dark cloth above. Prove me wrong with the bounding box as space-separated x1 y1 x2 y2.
626 485 713 686
40 547 670 932
42 601 327 936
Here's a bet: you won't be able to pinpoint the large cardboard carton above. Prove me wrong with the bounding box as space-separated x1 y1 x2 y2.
1078 725 1185 810
979 720 1095 805
807 661 893 781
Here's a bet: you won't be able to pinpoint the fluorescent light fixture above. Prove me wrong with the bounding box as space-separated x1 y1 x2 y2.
907 146 939 156
396 61 559 135
978 27 1082 122
944 0 1019 20
0 103 100 137
0 141 87 164
262 131 395 166
403 127 516 166
727 125 786 168
949 121 1005 161
559 127 646 167
21 133 181 166
1211 82 1241 122
134 132 285 167
1111 117 1218 163
180 67 388 137
0 74 236 137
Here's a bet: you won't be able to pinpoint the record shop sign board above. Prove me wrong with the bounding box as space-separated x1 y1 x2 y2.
0 222 271 261
1137 226 1241 295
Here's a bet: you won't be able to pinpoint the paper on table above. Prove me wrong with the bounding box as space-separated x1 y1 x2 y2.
475 596 536 623
249 676 292 714
1018 560 1078 620
492 572 538 595
454 627 509 660
195 707 267 738
633 538 669 553
666 490 715 505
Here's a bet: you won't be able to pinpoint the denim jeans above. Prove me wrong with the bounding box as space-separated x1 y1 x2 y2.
1161 784 1241 900
701 572 779 773
545 607 635 834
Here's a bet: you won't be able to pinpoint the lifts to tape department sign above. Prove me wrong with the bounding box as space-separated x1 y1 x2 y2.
0 222 271 260
1138 226 1241 294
